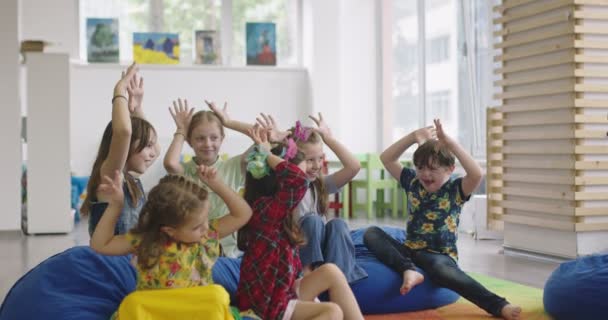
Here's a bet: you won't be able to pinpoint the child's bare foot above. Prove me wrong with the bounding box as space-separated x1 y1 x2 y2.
501 304 522 320
400 270 425 295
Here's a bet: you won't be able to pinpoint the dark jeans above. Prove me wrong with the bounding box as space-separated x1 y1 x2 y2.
363 226 508 317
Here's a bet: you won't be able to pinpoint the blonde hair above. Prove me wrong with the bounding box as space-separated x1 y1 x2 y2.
130 175 208 270
187 111 225 141
295 131 329 216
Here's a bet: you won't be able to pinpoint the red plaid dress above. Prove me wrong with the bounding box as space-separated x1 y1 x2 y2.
236 162 309 319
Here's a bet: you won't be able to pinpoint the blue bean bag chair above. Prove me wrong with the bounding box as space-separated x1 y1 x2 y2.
544 254 608 320
0 246 136 320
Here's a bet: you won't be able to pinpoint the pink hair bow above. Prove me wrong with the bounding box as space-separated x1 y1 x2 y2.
283 138 298 161
293 121 312 142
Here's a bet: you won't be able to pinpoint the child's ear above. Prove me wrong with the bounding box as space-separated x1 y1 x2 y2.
160 226 176 238
448 165 456 173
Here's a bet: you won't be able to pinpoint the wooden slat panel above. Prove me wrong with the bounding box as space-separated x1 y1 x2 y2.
575 192 608 200
494 54 573 74
574 40 608 49
575 130 608 138
494 14 571 37
575 69 608 77
493 0 572 24
503 186 574 200
503 130 574 140
494 38 574 62
575 176 608 185
502 214 575 231
576 222 608 232
575 115 608 123
494 0 540 12
575 161 608 170
499 98 574 112
575 145 608 154
504 145 573 154
495 71 573 86
574 0 608 5
574 55 608 63
503 112 573 126
494 83 573 99
575 207 608 216
575 99 608 108
503 159 574 169
504 173 573 185
495 24 573 49
573 10 608 19
575 84 608 92
575 25 608 35
499 199 574 215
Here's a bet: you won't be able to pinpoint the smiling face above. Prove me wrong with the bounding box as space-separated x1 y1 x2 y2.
126 129 159 174
187 114 225 166
415 162 454 192
299 141 325 181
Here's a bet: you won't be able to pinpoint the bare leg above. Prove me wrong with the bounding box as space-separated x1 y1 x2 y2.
298 264 364 320
291 301 342 320
401 269 425 295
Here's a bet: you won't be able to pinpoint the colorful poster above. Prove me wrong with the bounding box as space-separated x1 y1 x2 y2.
195 30 221 65
86 18 119 63
133 32 180 64
246 22 276 66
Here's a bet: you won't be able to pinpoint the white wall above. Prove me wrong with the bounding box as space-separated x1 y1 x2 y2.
70 64 310 189
21 0 79 58
0 0 22 231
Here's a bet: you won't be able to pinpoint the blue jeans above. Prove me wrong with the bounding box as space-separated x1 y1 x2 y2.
363 226 508 317
299 215 368 283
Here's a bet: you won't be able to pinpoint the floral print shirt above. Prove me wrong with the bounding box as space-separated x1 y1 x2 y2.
400 168 470 261
125 219 221 290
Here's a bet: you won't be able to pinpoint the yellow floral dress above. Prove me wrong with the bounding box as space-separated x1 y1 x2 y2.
400 168 469 261
110 220 221 319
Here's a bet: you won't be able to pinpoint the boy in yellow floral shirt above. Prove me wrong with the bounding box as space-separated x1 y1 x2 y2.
364 119 521 320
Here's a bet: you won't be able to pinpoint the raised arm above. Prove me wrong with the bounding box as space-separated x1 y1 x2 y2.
309 113 360 188
434 119 482 196
197 165 252 239
206 100 253 137
380 126 436 180
164 98 194 175
99 63 139 179
127 74 145 119
90 171 133 255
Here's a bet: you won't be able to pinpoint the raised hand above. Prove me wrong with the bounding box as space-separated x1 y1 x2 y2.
97 170 124 206
197 164 220 186
433 118 454 147
413 125 436 145
247 124 271 152
127 74 144 114
257 113 288 143
169 98 194 134
115 62 138 95
309 112 332 140
205 100 230 125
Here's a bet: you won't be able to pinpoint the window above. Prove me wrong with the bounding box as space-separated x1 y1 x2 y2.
389 0 493 156
79 0 300 66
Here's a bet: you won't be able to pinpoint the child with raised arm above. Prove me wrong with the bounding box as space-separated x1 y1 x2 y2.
257 113 367 283
90 165 252 319
82 63 160 236
364 119 521 320
163 99 253 257
236 125 363 320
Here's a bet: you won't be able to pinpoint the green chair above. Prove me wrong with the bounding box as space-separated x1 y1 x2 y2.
350 153 404 219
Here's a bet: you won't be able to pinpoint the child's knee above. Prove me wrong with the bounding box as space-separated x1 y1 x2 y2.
321 302 343 320
317 263 346 280
363 226 383 245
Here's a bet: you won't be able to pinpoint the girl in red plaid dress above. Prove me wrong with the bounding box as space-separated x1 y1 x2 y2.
236 125 363 320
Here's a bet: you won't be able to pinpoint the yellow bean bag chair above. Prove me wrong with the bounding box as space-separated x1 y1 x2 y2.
118 284 233 320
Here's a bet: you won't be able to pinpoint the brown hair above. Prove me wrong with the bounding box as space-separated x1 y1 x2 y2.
81 117 156 215
413 139 455 169
187 111 225 141
294 130 328 216
239 141 307 251
131 175 209 270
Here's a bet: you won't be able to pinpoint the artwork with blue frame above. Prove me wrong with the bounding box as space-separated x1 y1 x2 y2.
246 22 276 66
86 18 119 63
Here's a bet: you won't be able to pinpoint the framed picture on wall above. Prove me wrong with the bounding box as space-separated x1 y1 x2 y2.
86 18 119 63
246 22 276 66
133 32 180 64
194 30 221 65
